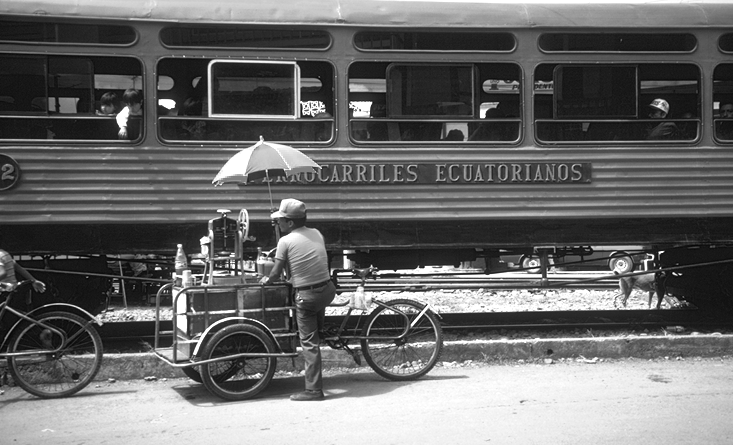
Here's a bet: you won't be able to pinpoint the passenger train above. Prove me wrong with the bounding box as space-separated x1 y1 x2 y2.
2 0 733 311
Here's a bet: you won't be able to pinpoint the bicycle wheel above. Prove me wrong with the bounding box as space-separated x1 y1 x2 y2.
200 323 277 401
7 311 103 398
360 299 443 381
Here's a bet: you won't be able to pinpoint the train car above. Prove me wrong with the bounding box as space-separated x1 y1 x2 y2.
2 0 733 310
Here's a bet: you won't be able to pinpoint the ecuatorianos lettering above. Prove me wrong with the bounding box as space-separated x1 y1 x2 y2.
272 163 592 185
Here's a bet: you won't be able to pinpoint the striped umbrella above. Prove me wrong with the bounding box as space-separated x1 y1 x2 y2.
212 136 321 210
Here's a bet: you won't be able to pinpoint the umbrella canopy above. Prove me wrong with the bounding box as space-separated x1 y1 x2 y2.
212 136 321 209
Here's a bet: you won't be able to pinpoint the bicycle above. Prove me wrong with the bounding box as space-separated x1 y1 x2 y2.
322 267 444 381
154 266 444 400
0 280 104 398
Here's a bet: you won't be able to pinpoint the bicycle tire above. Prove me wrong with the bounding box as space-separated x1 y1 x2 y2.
7 311 103 398
200 323 277 401
360 299 443 381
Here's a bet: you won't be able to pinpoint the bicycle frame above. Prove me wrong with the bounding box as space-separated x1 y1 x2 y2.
326 297 438 342
0 286 102 359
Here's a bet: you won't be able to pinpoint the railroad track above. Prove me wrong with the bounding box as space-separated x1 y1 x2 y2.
98 307 732 353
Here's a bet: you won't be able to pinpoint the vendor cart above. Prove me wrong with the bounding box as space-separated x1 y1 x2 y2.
152 211 444 401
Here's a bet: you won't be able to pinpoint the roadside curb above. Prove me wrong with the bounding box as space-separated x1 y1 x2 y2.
97 334 733 381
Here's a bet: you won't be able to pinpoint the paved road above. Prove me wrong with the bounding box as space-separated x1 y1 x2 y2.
2 358 732 445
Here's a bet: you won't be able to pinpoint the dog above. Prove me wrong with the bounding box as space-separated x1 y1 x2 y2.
612 270 678 309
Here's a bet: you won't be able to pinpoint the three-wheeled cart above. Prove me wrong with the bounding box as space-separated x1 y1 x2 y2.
152 210 444 401
153 280 297 400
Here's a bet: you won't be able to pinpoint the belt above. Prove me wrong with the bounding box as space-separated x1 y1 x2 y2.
296 280 331 291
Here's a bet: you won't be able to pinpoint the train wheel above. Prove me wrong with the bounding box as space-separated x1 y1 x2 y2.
7 311 102 398
360 299 443 381
199 323 276 401
609 254 634 273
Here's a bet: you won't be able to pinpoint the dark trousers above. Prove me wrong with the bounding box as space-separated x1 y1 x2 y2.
295 281 336 391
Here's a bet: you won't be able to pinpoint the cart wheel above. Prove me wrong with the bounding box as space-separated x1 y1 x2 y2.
199 323 277 401
360 299 443 381
182 364 239 384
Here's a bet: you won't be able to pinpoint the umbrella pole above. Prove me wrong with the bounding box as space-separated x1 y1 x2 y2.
266 170 274 212
266 170 282 242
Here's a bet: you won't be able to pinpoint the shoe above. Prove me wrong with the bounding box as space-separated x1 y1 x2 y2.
290 390 325 401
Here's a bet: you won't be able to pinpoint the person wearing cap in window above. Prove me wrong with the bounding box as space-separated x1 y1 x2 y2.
716 103 733 140
260 198 336 401
645 98 679 140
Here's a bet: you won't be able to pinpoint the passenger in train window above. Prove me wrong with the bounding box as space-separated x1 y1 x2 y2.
469 108 505 141
116 88 143 140
716 103 733 140
313 111 332 141
678 111 698 140
96 92 119 116
645 98 679 140
443 129 465 141
180 97 206 140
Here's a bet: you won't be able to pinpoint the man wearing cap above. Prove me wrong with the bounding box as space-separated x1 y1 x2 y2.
645 98 679 140
716 103 733 140
260 198 335 401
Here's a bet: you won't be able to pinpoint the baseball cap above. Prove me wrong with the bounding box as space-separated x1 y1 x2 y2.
271 198 306 219
648 98 670 115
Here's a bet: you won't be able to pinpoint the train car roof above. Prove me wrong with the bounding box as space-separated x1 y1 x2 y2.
2 0 733 29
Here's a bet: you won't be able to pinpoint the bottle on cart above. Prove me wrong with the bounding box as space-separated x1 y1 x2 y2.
175 244 188 286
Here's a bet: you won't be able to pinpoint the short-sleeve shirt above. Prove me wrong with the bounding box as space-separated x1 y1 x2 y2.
0 249 17 284
274 227 330 288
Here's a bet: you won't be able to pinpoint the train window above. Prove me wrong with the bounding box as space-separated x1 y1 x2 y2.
539 33 696 53
534 63 700 144
713 64 733 143
160 26 331 50
156 58 335 143
0 54 143 141
354 31 515 52
0 20 136 45
719 34 733 53
209 61 299 118
348 61 520 144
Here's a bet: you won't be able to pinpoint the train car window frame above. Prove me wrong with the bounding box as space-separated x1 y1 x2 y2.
534 62 700 145
208 60 300 119
713 62 733 144
348 60 522 145
160 26 332 50
354 31 516 52
0 18 137 46
718 33 733 53
539 33 697 53
156 57 335 145
0 52 144 143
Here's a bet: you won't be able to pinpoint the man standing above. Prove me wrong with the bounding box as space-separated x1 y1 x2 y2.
0 246 46 293
260 198 335 401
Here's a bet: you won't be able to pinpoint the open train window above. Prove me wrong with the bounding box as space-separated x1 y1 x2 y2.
535 63 700 144
156 58 335 144
713 63 733 143
0 54 143 142
348 61 520 144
